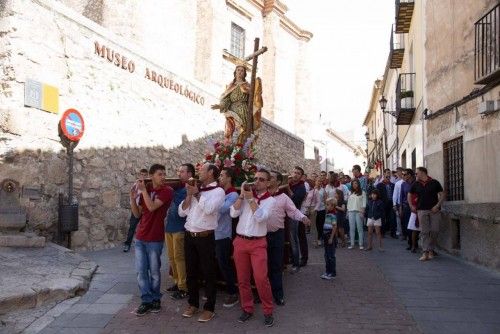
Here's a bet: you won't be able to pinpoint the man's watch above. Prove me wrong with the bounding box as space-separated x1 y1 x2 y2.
247 198 256 203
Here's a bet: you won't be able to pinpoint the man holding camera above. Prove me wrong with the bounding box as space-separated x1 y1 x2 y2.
130 164 173 316
230 169 276 327
178 163 225 322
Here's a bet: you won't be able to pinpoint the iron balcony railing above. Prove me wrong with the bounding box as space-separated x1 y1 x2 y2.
396 73 416 124
395 0 415 33
390 25 405 68
474 3 500 84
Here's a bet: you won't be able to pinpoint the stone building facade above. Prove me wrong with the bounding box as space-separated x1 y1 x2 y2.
0 0 317 249
363 0 499 269
424 0 499 269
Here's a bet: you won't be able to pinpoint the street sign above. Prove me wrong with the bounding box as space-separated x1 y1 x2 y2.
60 109 85 142
24 79 59 114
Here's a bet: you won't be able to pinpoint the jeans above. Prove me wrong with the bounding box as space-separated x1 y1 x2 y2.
135 240 164 303
267 229 285 301
401 204 412 246
185 232 217 311
315 210 326 241
125 213 140 246
215 237 237 295
348 211 364 247
298 221 308 263
323 231 336 276
288 219 300 267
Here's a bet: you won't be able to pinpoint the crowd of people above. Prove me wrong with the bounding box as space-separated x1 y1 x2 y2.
124 162 444 327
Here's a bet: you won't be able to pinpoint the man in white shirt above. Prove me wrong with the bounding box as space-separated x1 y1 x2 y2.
268 170 311 306
392 167 405 239
230 169 276 327
178 163 225 323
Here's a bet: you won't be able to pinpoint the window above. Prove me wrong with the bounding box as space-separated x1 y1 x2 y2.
401 150 407 168
230 23 245 58
443 137 464 201
411 148 416 171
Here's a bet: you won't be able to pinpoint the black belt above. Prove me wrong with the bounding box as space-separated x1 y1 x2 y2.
237 234 265 240
186 230 214 237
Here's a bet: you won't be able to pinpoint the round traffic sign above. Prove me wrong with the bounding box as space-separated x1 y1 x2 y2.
60 108 85 141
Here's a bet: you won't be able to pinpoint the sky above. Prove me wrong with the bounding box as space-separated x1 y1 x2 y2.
286 0 395 142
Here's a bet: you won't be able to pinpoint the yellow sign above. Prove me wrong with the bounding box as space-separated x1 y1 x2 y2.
24 79 59 114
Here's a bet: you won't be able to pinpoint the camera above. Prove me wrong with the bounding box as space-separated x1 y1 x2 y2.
243 182 254 192
143 178 153 187
187 177 198 186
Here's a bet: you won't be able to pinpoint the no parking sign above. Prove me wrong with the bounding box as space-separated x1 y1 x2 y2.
60 108 85 142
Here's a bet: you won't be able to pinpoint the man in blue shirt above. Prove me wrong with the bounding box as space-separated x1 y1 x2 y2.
216 167 239 308
164 163 194 300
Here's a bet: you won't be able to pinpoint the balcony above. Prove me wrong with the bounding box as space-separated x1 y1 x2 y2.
395 0 414 33
475 3 500 84
396 73 415 125
389 26 405 69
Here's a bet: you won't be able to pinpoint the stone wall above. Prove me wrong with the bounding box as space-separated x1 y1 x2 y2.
0 120 314 250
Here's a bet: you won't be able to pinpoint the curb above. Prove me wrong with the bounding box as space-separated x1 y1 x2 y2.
0 243 98 315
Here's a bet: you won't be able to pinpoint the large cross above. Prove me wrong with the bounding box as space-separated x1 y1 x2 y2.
243 38 267 138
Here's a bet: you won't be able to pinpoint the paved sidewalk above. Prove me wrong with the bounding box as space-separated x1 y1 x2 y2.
0 243 97 333
365 238 500 334
31 236 500 334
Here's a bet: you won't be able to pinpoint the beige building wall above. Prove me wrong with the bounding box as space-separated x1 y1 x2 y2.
424 0 500 269
397 0 425 170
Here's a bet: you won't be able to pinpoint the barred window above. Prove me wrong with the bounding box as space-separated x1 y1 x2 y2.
230 23 245 58
443 137 464 201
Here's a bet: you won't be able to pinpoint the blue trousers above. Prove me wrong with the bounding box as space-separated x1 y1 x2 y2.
215 237 238 295
267 229 285 301
323 231 336 276
135 240 163 303
288 219 300 267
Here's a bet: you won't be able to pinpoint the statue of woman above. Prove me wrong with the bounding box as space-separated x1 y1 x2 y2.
212 64 262 144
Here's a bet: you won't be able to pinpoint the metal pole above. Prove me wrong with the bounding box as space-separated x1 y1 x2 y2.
67 142 74 204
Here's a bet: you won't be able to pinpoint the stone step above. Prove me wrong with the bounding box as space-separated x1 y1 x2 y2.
0 212 26 231
0 234 45 247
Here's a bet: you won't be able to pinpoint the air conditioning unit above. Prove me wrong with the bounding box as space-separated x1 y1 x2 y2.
478 100 500 115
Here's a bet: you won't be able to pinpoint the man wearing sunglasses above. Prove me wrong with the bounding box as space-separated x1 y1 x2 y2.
230 169 276 327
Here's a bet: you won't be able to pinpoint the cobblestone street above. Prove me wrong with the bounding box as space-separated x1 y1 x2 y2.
32 235 500 334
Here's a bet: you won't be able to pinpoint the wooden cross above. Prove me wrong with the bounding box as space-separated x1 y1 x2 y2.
244 38 267 138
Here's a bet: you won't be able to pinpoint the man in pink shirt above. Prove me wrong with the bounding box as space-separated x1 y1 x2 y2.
268 170 311 306
230 169 276 327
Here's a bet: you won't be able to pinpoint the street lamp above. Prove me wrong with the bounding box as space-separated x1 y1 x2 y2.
379 95 397 117
364 131 376 143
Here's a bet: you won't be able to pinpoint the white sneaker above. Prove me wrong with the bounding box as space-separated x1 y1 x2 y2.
348 246 354 249
359 246 364 250
320 273 329 279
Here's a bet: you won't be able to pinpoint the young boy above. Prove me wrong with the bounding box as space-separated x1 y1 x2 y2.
321 199 337 280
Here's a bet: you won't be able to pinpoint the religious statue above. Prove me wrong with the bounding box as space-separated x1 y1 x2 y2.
211 64 262 145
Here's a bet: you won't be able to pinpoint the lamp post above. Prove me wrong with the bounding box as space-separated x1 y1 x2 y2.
379 95 398 169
